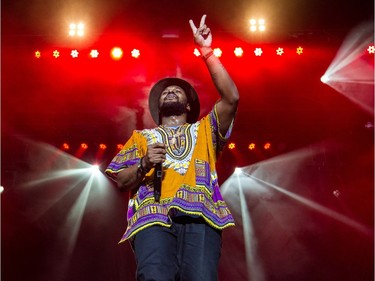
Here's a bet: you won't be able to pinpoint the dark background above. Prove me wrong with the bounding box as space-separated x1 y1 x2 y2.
2 0 374 280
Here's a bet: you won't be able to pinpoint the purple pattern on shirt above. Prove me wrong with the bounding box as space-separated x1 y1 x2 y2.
106 106 236 242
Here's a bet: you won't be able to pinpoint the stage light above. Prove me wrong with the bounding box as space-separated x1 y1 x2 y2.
258 19 266 32
62 143 70 150
296 46 304 55
193 48 201 57
248 143 256 150
77 23 84 36
69 22 85 37
53 50 60 58
264 142 271 150
81 143 88 150
333 189 341 198
0 186 3 193
250 18 257 32
117 144 124 150
99 144 107 150
228 142 236 149
71 50 79 58
234 47 244 57
69 24 76 36
91 164 100 174
259 26 266 32
367 45 375 54
254 48 263 56
35 51 41 58
234 167 242 175
213 48 222 58
364 121 374 129
111 47 123 60
90 49 99 58
276 47 284 56
321 23 373 114
320 75 329 83
131 49 140 58
249 18 266 32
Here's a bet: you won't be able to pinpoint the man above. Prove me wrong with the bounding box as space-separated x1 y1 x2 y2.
105 15 239 281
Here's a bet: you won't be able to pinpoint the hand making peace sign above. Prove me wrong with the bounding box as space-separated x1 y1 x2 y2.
189 15 212 48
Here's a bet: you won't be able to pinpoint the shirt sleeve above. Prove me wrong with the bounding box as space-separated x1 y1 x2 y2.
208 104 235 153
105 130 145 181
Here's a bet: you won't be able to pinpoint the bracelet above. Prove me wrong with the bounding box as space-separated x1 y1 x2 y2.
201 50 214 61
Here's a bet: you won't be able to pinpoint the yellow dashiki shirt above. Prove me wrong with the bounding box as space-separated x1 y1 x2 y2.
105 105 235 243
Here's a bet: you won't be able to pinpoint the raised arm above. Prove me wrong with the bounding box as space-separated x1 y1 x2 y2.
189 15 239 136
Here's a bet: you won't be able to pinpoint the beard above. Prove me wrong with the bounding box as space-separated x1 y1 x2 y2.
159 100 187 117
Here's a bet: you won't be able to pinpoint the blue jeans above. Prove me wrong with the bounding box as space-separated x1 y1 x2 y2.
132 217 222 281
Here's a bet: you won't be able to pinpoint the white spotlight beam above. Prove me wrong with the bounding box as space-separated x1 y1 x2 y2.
236 174 266 281
321 22 374 114
245 173 373 236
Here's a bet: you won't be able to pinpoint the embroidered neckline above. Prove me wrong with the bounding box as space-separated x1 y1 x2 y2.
158 123 192 160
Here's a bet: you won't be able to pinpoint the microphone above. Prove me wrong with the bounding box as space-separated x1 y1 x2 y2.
154 163 162 202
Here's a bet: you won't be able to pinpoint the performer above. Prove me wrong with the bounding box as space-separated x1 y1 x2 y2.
106 15 239 281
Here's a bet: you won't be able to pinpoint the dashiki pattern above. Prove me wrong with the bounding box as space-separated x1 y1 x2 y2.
105 105 235 243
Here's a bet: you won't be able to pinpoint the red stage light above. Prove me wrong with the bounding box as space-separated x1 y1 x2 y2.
81 143 88 149
62 143 70 150
35 51 41 58
228 142 236 149
264 142 271 150
117 144 124 150
99 144 107 150
296 46 304 55
248 143 256 150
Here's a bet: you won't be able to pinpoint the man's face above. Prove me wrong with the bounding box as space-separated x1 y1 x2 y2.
158 85 190 117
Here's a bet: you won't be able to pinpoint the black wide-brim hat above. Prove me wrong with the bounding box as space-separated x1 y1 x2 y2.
149 77 200 125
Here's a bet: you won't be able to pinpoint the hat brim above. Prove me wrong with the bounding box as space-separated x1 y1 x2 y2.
149 77 200 125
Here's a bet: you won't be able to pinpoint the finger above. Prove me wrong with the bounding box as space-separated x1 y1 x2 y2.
150 154 166 163
199 14 207 27
155 158 165 164
151 142 166 149
203 27 211 37
155 148 167 155
149 146 166 156
189 19 197 34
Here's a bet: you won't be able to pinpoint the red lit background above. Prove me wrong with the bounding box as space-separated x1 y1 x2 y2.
1 0 374 281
